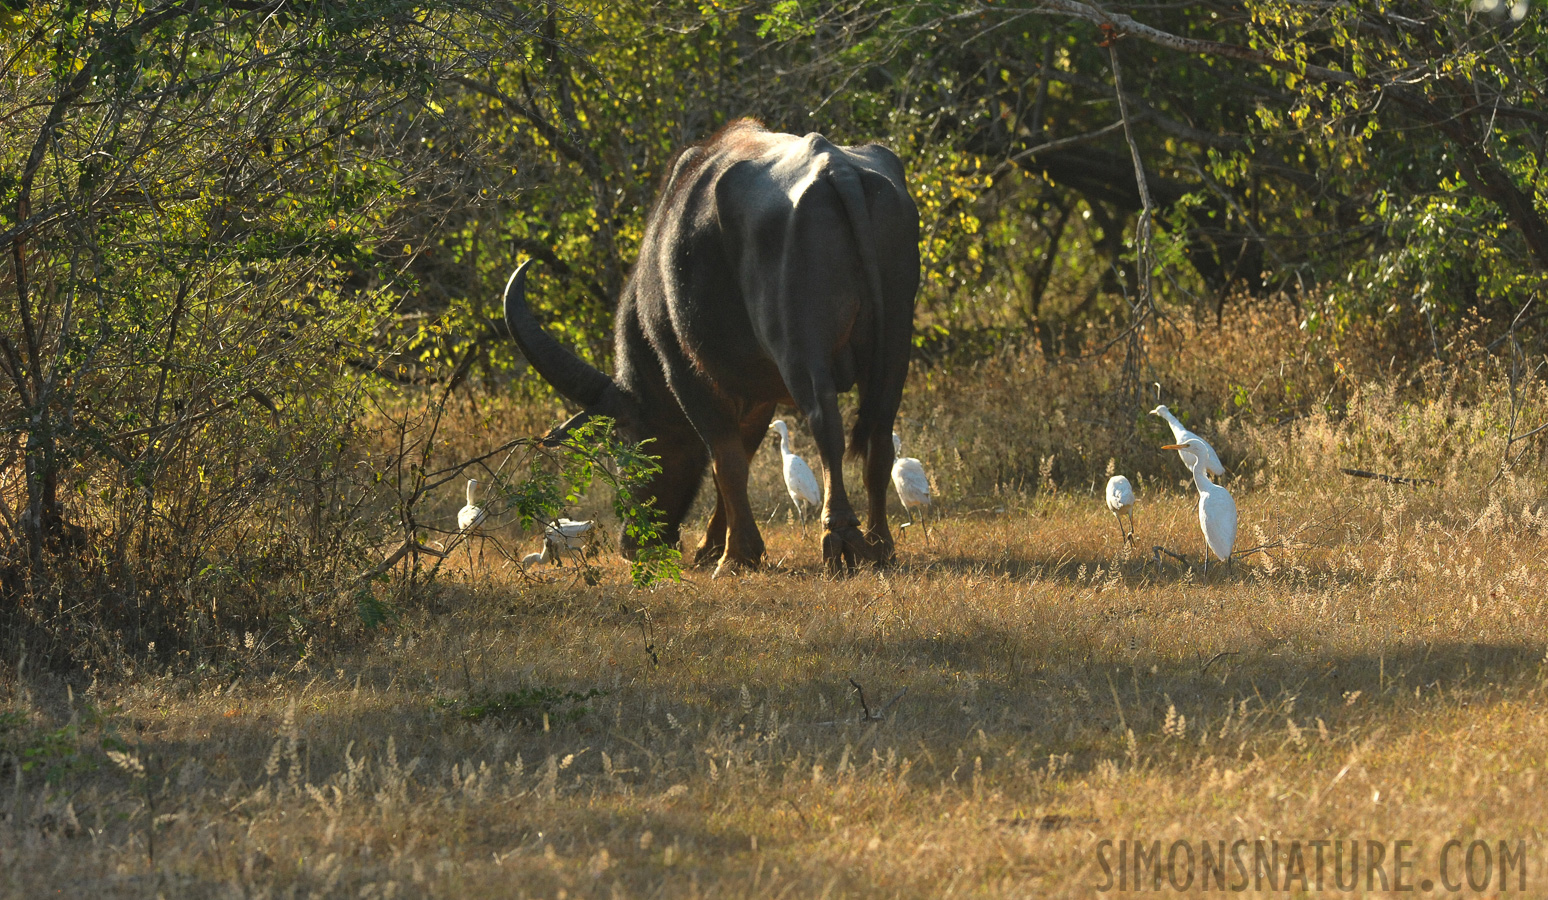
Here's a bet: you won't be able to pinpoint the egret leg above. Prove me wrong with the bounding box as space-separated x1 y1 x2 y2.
1128 510 1136 544
1111 512 1127 543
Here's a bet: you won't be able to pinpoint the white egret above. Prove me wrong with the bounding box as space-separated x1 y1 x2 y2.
457 479 489 567
769 419 822 524
1105 474 1135 544
546 517 593 565
891 432 931 528
1162 437 1236 574
1150 405 1225 479
522 517 594 566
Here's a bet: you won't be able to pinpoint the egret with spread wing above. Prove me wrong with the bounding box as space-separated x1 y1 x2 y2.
1162 437 1236 574
523 517 595 566
1150 405 1225 479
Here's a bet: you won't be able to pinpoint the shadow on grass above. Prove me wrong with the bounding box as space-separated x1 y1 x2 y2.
89 559 1545 874
889 548 1377 590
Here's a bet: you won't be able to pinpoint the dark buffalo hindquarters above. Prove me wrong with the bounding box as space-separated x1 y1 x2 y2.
504 119 920 573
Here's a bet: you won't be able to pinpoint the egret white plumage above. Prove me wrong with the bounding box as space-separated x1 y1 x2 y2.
769 419 822 524
550 517 593 551
457 479 489 567
891 432 931 528
1162 437 1236 574
1105 474 1135 544
522 517 594 566
1150 405 1225 479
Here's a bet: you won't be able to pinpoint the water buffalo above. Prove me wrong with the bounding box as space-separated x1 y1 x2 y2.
502 118 920 574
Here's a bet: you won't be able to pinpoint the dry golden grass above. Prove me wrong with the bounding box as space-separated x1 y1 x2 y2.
7 308 1548 897
5 462 1548 897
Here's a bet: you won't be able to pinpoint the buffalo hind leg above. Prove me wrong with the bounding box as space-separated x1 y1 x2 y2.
693 492 728 568
654 341 767 574
691 402 775 568
792 374 875 573
860 425 896 563
704 434 764 574
852 315 909 565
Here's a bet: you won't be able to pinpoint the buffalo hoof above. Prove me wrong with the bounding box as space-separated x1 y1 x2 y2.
692 540 725 569
822 525 875 574
860 530 896 566
712 553 758 579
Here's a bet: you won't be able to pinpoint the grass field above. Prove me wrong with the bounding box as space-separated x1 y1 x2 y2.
5 447 1548 897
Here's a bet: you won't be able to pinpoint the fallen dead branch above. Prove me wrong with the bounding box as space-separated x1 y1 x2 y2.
848 679 908 722
806 681 910 726
1233 540 1284 558
1339 467 1434 487
1201 650 1239 676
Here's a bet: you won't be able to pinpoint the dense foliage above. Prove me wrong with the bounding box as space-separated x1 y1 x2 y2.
2 0 1545 666
399 1 1546 356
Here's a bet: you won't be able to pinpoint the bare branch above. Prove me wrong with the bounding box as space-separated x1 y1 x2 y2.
451 74 604 181
1009 0 1356 84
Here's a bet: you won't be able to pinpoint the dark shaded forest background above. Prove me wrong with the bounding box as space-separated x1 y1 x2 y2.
2 0 1545 667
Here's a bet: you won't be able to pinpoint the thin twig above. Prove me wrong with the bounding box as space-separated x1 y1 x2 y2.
783 798 809 829
305 538 446 607
1109 40 1158 412
1487 295 1543 488
1510 420 1548 445
638 611 659 668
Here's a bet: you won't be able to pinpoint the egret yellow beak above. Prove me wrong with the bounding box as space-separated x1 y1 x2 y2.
1160 443 1187 450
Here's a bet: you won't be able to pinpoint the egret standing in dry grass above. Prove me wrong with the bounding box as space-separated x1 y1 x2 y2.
522 517 595 566
1105 474 1135 544
1151 405 1225 479
891 432 931 536
769 419 821 525
1163 437 1236 575
457 478 489 568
